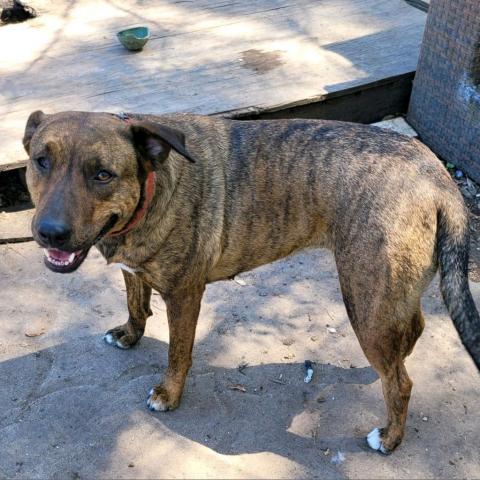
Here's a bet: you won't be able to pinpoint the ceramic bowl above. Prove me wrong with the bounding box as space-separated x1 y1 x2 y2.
117 26 150 51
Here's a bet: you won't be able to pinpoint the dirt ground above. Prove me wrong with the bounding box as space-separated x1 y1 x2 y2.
0 241 479 479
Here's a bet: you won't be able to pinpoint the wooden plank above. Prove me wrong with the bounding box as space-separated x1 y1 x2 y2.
236 73 414 123
0 0 426 170
0 208 34 243
0 159 27 173
404 0 429 12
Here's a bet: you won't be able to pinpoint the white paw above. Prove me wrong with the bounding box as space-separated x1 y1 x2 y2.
147 388 169 412
367 427 389 454
103 333 130 349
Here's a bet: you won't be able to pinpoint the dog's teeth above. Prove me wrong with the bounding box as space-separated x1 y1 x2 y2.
43 249 77 267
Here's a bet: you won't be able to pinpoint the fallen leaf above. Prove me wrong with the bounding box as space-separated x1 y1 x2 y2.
25 330 45 338
229 384 246 392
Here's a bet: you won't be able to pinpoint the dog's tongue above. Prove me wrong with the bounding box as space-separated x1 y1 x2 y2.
46 248 74 262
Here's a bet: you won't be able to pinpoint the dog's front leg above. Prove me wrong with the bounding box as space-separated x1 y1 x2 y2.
147 284 204 411
104 270 153 349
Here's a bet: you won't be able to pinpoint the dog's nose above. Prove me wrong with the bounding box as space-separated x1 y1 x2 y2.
37 219 71 247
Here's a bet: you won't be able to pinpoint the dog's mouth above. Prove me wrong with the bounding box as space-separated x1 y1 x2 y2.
43 248 90 273
39 214 119 274
41 214 119 273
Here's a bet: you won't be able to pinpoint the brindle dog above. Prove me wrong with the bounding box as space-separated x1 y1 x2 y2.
23 110 480 454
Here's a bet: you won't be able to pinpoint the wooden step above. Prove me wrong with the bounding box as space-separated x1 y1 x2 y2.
0 0 426 171
0 207 34 244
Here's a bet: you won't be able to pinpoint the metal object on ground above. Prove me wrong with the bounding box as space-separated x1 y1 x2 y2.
408 0 480 181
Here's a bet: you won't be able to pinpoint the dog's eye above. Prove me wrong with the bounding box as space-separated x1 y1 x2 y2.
35 156 50 170
94 170 114 183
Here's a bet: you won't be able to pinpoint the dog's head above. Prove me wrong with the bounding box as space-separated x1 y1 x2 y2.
23 110 194 273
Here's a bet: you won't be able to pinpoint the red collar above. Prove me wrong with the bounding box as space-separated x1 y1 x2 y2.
107 170 157 238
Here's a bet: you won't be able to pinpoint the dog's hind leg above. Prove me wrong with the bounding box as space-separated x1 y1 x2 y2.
343 287 425 453
362 319 420 455
336 234 434 453
365 311 425 454
104 270 153 349
334 198 438 453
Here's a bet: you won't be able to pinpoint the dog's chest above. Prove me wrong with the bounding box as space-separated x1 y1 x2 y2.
114 262 137 275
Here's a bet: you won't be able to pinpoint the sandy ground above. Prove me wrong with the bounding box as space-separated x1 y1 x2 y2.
0 242 479 479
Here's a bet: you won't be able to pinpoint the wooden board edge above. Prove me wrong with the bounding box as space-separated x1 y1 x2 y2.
0 159 27 173
225 72 416 123
220 72 415 120
404 0 429 13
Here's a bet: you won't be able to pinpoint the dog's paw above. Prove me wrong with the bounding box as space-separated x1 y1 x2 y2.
366 428 390 455
103 324 141 349
146 385 179 412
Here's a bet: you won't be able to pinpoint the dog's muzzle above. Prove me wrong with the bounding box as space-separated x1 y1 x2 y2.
42 214 118 273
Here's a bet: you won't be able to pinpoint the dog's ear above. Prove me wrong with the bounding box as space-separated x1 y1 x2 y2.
23 110 46 154
131 121 196 170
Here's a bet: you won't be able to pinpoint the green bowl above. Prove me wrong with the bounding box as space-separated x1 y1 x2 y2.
117 26 150 51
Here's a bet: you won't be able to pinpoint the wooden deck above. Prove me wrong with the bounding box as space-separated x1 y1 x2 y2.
0 0 426 171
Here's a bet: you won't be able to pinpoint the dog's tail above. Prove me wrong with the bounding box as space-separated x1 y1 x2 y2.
438 197 480 370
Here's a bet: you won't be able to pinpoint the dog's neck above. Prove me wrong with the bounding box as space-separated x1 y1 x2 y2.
106 111 157 238
98 112 185 264
107 170 157 238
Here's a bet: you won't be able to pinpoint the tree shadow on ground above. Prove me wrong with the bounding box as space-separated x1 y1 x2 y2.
0 334 378 479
